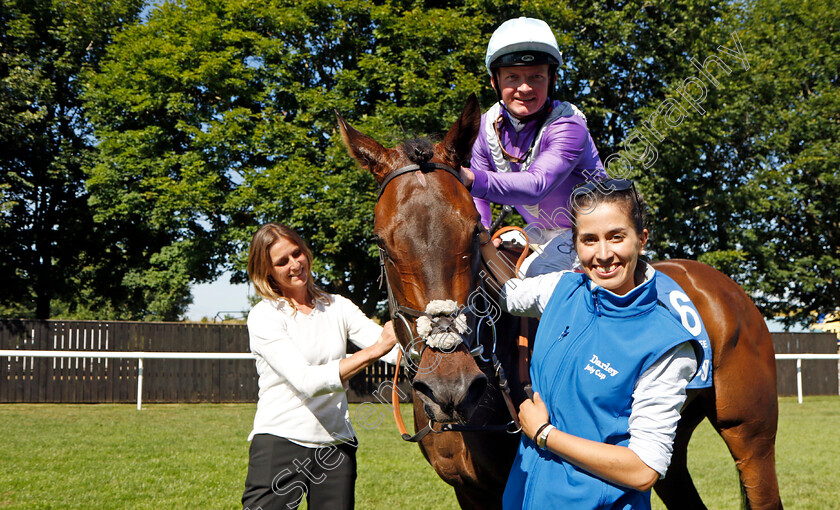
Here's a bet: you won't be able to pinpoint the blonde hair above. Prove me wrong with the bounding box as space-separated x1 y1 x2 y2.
247 223 330 311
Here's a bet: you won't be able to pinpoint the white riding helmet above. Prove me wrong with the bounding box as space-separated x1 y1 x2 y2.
485 17 563 75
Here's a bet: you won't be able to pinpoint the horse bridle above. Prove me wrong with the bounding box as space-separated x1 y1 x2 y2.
377 161 462 200
375 161 521 441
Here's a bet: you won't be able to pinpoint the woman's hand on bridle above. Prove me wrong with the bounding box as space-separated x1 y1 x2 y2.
375 321 398 357
340 321 399 382
518 391 550 442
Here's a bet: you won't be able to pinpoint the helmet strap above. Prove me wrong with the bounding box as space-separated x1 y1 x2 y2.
491 70 503 104
506 99 551 124
548 64 558 100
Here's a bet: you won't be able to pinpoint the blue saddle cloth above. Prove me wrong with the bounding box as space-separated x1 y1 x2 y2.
655 272 713 389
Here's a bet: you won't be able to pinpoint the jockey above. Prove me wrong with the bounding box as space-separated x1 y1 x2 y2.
462 17 606 276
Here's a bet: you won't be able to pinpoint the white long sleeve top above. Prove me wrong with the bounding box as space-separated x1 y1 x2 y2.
501 264 697 476
246 294 398 447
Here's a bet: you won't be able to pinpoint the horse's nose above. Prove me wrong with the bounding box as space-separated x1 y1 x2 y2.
463 372 488 411
413 370 488 422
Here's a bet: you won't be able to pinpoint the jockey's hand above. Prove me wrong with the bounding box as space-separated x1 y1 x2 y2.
479 227 514 286
460 166 475 189
478 227 502 248
518 392 550 442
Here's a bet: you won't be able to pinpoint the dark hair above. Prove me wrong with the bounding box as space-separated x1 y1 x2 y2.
569 180 647 242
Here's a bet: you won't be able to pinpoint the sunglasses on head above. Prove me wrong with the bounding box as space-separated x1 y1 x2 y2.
571 178 642 215
572 178 635 196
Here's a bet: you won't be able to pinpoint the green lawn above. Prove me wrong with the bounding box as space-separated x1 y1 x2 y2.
0 397 837 509
653 396 840 509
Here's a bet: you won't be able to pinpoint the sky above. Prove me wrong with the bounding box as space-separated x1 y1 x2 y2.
185 272 252 322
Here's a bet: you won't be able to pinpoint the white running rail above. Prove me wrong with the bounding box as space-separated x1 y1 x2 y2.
0 350 253 410
773 353 840 403
2 351 838 407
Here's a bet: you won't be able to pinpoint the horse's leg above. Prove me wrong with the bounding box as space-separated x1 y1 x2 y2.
714 422 782 510
454 485 503 510
653 261 783 509
710 393 783 510
709 329 783 510
654 390 711 510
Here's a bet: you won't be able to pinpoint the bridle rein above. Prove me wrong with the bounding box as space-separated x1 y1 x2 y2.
375 160 521 442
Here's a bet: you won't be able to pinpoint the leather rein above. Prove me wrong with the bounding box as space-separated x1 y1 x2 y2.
375 161 521 442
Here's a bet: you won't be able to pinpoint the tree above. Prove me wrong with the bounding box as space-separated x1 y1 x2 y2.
634 0 840 326
86 0 739 318
85 0 492 317
0 0 145 319
79 0 837 325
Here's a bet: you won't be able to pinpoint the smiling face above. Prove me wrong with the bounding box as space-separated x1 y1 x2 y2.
268 236 310 302
494 64 550 119
575 201 649 296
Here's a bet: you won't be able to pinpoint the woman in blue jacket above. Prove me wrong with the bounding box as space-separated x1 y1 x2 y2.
498 179 703 509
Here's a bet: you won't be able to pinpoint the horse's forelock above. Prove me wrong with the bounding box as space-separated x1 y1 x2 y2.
402 138 435 164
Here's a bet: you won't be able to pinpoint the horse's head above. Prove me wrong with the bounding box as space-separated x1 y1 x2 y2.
337 95 488 424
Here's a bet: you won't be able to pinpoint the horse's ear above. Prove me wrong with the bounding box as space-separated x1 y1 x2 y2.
335 110 391 184
440 93 481 165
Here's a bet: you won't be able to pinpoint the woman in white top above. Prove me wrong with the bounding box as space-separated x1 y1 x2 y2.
241 223 398 510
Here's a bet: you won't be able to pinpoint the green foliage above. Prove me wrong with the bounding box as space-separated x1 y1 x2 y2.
0 0 145 319
634 0 840 326
735 0 840 326
85 0 494 316
85 0 748 318
697 249 747 280
3 0 837 323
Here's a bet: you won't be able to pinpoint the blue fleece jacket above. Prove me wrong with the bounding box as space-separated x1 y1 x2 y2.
503 270 702 510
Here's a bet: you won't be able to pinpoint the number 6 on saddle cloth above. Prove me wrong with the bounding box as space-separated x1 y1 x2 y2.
657 274 713 389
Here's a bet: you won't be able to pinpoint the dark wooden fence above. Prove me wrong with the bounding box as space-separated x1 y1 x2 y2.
0 319 409 404
773 332 839 397
1 320 836 403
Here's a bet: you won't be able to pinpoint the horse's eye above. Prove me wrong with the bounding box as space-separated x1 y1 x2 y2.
372 235 394 260
473 224 486 244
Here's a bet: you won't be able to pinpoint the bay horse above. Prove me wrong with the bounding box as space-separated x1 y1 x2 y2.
337 94 782 509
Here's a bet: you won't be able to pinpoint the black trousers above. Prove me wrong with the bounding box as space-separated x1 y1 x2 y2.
242 434 357 510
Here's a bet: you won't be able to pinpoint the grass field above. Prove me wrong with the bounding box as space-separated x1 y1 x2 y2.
0 396 838 509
